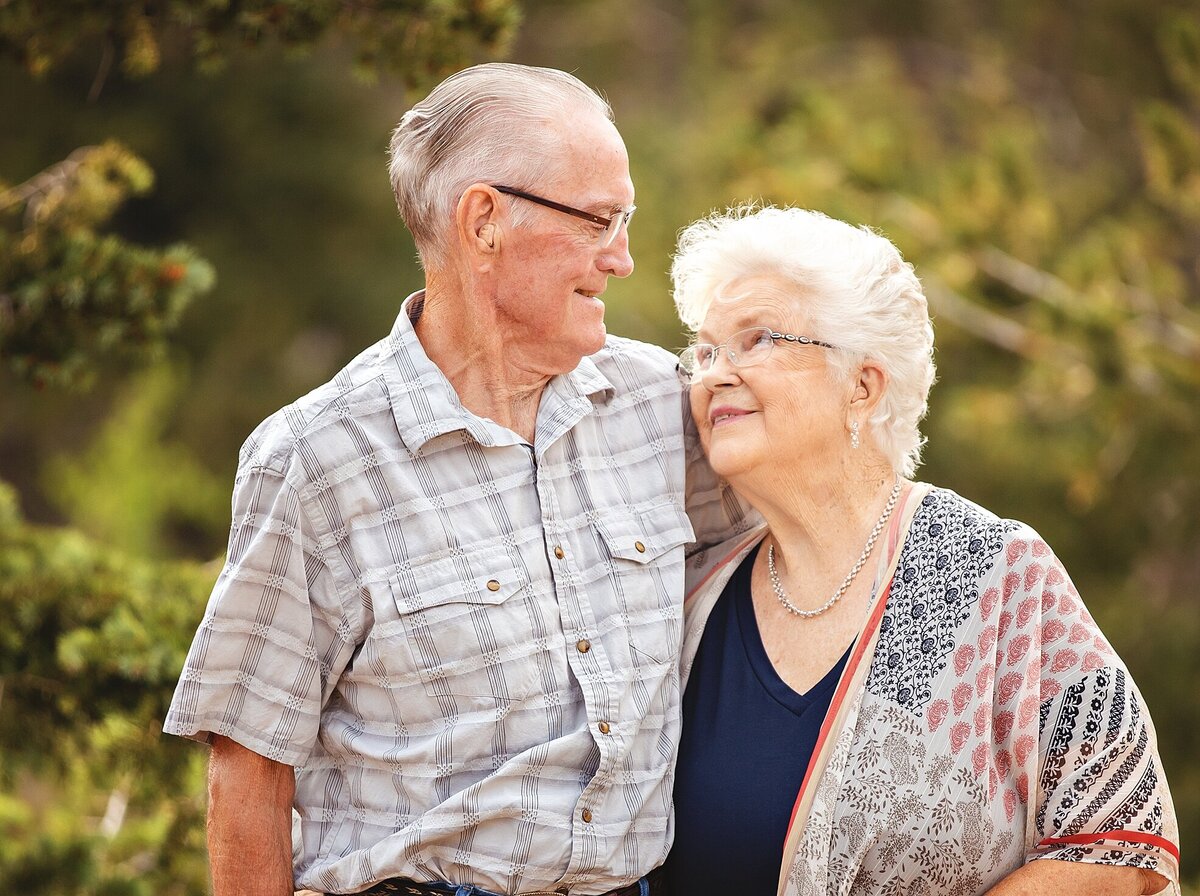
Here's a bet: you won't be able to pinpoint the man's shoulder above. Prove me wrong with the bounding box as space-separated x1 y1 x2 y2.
237 336 394 474
591 333 680 385
595 335 681 374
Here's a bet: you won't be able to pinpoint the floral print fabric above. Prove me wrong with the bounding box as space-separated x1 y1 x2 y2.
681 486 1180 896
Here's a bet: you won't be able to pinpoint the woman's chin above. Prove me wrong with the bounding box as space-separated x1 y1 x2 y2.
705 444 754 483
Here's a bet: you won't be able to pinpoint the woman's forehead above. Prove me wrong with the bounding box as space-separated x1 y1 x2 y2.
699 276 810 336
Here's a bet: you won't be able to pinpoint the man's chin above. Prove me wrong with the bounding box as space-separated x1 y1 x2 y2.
582 322 607 356
546 325 607 373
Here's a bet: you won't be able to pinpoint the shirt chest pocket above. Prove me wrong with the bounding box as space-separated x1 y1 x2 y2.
590 500 695 665
388 549 540 710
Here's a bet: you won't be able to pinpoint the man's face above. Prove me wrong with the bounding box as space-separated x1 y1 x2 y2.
490 111 635 372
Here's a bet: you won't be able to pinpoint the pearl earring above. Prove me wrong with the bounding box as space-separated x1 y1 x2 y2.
850 420 860 450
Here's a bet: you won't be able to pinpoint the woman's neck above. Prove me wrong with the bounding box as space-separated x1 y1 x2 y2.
734 457 898 582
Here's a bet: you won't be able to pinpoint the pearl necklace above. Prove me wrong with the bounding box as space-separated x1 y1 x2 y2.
767 479 903 618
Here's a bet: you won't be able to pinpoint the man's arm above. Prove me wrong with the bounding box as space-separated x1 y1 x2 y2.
985 858 1167 896
681 386 760 553
207 734 296 896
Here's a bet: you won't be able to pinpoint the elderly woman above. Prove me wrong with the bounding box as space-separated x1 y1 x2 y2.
663 206 1180 896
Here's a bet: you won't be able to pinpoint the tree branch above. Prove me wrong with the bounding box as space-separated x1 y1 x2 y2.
924 276 1064 360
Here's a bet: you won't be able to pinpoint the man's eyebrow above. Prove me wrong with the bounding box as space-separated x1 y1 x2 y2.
582 194 633 215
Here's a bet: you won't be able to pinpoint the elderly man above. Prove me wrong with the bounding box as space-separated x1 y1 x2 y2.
165 63 742 896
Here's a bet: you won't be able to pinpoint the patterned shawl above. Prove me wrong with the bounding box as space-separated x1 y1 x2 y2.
680 485 1180 896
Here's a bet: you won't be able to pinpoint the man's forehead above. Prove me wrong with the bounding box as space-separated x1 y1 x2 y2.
547 145 635 208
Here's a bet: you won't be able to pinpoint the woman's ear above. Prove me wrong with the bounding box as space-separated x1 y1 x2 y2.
849 358 887 418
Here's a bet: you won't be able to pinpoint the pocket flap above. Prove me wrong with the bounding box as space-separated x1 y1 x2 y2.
594 500 695 563
390 549 526 615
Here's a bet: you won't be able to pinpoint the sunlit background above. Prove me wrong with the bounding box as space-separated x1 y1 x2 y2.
2 1 1197 892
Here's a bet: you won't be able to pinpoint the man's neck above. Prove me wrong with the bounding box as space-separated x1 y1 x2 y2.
415 280 556 444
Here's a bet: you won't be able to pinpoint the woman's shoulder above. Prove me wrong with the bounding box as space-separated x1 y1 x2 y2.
893 484 1061 600
912 484 1044 548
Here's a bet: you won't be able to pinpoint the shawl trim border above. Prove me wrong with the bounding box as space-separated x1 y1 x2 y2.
1036 831 1181 863
683 532 764 605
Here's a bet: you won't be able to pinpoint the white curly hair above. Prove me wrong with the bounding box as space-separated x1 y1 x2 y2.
672 205 936 478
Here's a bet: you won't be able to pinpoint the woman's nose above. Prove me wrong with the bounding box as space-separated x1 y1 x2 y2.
697 349 740 389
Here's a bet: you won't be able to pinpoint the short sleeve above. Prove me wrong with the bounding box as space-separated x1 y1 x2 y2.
164 456 359 767
1032 665 1181 892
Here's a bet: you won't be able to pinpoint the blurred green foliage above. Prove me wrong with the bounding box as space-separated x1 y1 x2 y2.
0 481 212 894
0 0 519 83
1 0 1198 892
0 141 215 390
43 366 230 558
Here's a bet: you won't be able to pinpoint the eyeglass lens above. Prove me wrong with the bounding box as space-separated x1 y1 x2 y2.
684 328 773 374
602 209 633 247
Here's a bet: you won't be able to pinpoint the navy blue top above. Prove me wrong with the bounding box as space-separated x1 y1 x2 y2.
665 543 850 895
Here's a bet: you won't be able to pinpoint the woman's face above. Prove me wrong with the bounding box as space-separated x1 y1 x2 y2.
689 275 850 484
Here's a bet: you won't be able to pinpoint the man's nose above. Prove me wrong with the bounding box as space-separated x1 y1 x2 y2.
599 226 634 278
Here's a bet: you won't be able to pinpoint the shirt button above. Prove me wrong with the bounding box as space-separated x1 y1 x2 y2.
486 579 500 592
598 721 611 735
576 639 591 654
554 546 565 560
634 540 646 553
581 808 593 823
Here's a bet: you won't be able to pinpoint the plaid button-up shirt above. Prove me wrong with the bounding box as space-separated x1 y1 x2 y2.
165 293 746 895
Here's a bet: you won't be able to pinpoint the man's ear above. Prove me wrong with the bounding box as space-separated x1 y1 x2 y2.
456 184 501 261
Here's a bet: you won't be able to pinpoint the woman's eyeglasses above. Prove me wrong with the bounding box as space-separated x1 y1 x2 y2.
677 326 836 381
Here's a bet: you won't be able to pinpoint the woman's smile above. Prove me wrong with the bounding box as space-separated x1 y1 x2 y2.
709 405 755 428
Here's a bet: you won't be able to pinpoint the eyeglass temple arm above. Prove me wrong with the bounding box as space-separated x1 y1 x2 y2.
491 185 612 227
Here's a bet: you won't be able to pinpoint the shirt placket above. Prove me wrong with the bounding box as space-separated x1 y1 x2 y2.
532 401 623 884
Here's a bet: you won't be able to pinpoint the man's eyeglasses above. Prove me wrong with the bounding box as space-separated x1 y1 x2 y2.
492 185 635 248
677 326 837 381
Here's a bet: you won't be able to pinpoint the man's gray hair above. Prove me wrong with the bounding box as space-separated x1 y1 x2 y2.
388 63 614 270
672 205 937 478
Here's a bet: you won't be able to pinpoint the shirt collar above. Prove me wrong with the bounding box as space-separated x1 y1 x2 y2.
380 291 614 453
